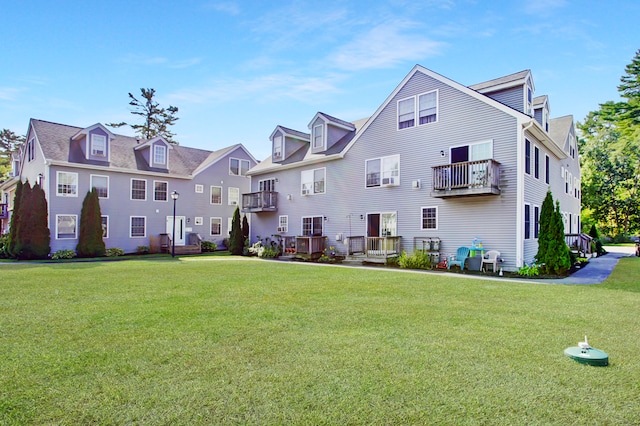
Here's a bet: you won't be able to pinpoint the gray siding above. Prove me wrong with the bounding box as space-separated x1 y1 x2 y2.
484 87 525 114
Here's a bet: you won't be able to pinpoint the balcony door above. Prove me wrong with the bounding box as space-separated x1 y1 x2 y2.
451 141 492 187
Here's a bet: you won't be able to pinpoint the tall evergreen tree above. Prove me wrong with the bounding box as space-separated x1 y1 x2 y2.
14 182 50 260
107 88 180 144
229 206 244 255
7 180 23 258
535 189 571 275
76 188 106 258
242 214 249 245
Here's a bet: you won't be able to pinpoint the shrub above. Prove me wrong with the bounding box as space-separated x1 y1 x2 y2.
76 188 105 258
247 241 279 259
201 241 217 252
518 264 540 277
0 233 9 259
398 250 432 270
136 246 150 254
51 249 77 260
105 248 125 257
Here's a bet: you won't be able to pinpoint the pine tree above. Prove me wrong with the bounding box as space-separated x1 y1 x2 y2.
28 183 51 259
13 180 32 259
229 206 244 255
535 189 555 267
242 214 249 245
7 180 23 258
535 189 571 274
76 188 106 257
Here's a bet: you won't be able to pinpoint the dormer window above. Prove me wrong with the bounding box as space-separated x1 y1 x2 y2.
526 78 533 116
313 124 324 149
273 135 282 160
154 145 166 165
91 134 106 157
543 107 549 132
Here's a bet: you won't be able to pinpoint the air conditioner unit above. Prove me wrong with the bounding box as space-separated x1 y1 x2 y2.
302 189 310 195
412 179 420 189
277 227 287 233
382 177 397 186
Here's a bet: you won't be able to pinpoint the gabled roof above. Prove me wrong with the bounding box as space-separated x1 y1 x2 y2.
134 136 174 151
270 125 310 141
309 112 356 131
533 95 549 109
548 115 574 150
29 119 250 177
70 123 116 141
469 70 533 93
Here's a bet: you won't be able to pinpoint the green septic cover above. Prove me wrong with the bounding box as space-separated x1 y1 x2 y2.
564 346 609 367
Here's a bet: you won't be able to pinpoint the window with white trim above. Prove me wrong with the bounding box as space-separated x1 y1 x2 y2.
194 217 203 226
273 135 282 160
230 158 250 176
91 134 106 157
154 145 166 165
534 146 540 179
302 216 323 236
278 215 288 233
398 90 438 129
259 179 275 192
154 181 168 201
545 154 550 184
56 214 77 239
534 205 540 239
525 139 531 175
27 138 35 162
301 168 325 195
90 174 109 198
131 179 146 200
421 207 438 230
57 172 78 197
313 124 324 149
210 217 222 236
195 184 204 193
524 204 531 240
228 187 239 205
210 186 222 204
366 155 399 187
130 216 146 237
227 217 233 235
101 216 109 238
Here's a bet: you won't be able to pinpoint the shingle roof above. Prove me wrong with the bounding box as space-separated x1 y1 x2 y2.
469 70 531 92
548 115 573 148
30 119 235 176
316 112 356 130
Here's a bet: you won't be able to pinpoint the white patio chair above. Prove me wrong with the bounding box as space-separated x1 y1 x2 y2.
482 250 501 273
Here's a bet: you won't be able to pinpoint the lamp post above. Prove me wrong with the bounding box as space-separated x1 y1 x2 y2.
171 191 179 257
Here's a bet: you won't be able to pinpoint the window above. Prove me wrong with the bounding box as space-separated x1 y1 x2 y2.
195 184 204 193
301 168 326 195
227 217 233 235
366 155 399 187
525 139 531 175
398 97 415 129
90 175 109 198
398 90 438 129
194 217 203 226
131 179 146 200
534 146 540 179
228 187 239 205
367 212 397 237
259 179 275 192
57 172 78 197
154 145 166 165
91 134 106 157
273 135 282 159
419 91 437 124
421 207 438 230
210 186 222 204
130 216 146 237
278 215 288 233
524 204 531 239
56 214 77 239
313 124 324 149
230 158 250 176
27 138 35 161
101 216 109 238
210 217 222 236
534 206 540 239
302 216 323 236
545 155 550 184
154 181 168 201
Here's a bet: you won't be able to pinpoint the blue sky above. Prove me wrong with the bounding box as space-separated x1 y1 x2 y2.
2 0 639 160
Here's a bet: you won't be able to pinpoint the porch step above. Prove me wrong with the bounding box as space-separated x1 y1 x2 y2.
170 244 202 255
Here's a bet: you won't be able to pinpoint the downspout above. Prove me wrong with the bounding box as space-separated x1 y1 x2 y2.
517 120 536 268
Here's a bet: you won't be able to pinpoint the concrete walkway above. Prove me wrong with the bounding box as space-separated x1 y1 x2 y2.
537 245 636 285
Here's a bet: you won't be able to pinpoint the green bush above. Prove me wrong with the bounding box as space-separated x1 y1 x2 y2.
51 249 77 260
398 250 432 270
518 264 540 277
0 234 9 258
105 248 125 257
136 246 149 254
201 241 217 252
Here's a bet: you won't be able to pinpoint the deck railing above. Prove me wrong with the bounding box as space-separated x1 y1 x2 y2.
565 233 593 256
432 159 501 192
241 191 277 213
295 236 326 256
347 236 401 258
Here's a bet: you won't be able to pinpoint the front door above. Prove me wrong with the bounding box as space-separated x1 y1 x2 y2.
166 216 186 245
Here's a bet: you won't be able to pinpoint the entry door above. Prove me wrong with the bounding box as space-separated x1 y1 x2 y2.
166 216 186 245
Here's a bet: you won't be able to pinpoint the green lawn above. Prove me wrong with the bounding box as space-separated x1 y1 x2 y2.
1 257 639 424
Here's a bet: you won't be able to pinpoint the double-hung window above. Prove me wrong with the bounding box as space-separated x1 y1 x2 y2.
57 172 78 197
398 97 415 129
534 146 540 179
525 139 531 175
419 91 437 124
90 175 109 198
210 217 222 236
524 204 531 240
154 181 168 201
398 90 438 129
154 145 166 165
302 216 323 236
313 124 324 149
130 216 146 237
273 135 282 160
228 187 239 205
366 155 399 187
301 168 325 195
91 134 106 157
421 207 438 230
210 186 222 204
101 216 109 238
278 215 288 233
230 158 250 176
131 179 146 200
56 214 77 239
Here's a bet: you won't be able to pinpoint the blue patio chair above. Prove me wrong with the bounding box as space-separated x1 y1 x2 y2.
448 246 471 270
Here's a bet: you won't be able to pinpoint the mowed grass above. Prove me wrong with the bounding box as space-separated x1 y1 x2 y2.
1 257 639 425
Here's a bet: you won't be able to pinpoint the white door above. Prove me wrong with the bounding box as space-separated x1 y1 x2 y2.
166 216 186 245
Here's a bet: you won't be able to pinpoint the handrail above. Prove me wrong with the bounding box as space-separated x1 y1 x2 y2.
432 159 500 191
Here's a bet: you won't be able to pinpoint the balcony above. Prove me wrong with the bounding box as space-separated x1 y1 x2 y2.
0 203 7 219
242 191 277 213
432 159 501 198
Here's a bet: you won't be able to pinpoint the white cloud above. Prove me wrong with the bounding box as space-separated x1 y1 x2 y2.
0 87 22 101
206 1 241 16
330 20 445 71
523 0 567 16
168 58 203 69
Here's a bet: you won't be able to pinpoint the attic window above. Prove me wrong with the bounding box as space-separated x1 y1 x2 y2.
91 134 106 157
230 158 250 176
273 135 282 159
313 124 324 149
154 145 166 165
398 97 415 129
